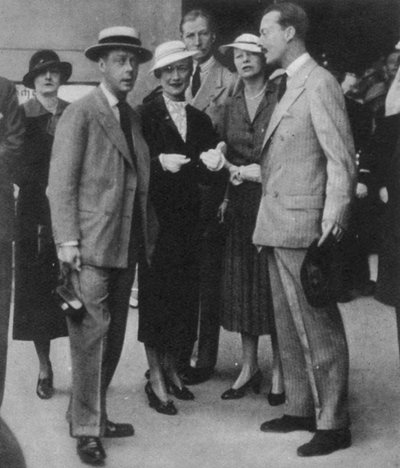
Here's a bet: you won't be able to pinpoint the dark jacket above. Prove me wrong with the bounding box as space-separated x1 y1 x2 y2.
375 114 400 306
0 77 24 242
138 93 223 266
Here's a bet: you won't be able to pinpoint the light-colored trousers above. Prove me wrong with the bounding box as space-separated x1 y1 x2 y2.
267 247 350 430
68 264 135 437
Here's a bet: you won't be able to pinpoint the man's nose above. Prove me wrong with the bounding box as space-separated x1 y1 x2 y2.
194 34 201 46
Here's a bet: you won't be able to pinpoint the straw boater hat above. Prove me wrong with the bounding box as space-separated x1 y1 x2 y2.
218 33 262 55
23 50 72 89
150 40 198 73
84 26 153 63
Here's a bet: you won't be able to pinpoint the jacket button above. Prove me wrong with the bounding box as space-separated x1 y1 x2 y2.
273 191 279 198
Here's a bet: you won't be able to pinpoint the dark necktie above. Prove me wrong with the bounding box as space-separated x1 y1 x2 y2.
277 73 287 101
117 100 136 167
191 64 201 97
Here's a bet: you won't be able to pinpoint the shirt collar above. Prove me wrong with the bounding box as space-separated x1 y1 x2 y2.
286 52 311 79
100 82 119 108
163 93 186 108
194 55 215 74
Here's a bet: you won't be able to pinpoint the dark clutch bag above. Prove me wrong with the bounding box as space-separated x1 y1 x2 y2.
53 283 86 323
300 233 347 308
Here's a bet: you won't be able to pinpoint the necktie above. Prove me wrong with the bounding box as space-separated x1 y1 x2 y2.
117 100 136 167
191 65 201 97
277 73 287 101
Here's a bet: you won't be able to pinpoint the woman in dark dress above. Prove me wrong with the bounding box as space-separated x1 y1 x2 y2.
217 35 284 403
374 114 400 348
13 50 72 399
138 41 224 415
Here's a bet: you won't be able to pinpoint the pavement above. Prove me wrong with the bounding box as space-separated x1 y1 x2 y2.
2 259 400 468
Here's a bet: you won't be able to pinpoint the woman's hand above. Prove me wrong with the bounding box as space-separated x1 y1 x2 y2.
240 164 261 183
159 153 191 173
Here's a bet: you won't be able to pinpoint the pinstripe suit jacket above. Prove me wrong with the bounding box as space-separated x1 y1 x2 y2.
253 57 356 248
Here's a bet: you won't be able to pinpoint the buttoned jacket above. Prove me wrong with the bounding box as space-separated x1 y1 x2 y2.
253 57 356 248
48 87 157 268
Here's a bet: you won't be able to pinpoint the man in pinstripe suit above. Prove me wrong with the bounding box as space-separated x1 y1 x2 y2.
253 2 356 457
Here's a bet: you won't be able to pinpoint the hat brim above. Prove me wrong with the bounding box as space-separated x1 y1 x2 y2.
149 50 199 73
219 43 262 55
84 43 153 63
22 61 72 89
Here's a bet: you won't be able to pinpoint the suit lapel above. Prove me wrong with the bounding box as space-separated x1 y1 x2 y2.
262 58 318 149
190 61 224 110
93 88 133 168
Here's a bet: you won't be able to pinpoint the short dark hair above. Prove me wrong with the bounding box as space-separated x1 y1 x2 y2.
180 9 216 34
263 2 309 41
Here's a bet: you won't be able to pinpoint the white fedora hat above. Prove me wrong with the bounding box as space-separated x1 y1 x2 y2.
85 26 153 63
150 40 198 72
219 33 262 55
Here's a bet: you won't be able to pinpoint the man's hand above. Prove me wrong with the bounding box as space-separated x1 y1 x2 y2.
57 245 81 271
355 182 368 199
379 186 388 204
160 153 191 173
200 142 226 171
240 164 261 183
318 219 343 246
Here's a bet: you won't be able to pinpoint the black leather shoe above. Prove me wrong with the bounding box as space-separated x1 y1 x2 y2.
36 369 54 400
77 437 106 466
104 420 134 438
221 370 262 400
260 415 316 433
297 429 351 457
180 366 213 385
145 382 177 415
166 380 195 400
267 390 286 406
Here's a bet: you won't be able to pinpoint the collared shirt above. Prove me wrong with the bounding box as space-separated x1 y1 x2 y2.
163 93 187 141
100 82 120 122
286 52 311 86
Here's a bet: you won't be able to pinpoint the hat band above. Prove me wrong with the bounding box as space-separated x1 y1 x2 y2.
234 40 259 46
99 35 142 47
155 47 189 63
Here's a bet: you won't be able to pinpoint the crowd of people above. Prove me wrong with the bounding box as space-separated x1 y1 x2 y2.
0 2 400 466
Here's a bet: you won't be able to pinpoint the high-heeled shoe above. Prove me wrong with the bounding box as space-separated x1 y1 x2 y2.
36 367 54 400
145 382 177 415
221 370 262 400
166 378 195 401
267 390 286 406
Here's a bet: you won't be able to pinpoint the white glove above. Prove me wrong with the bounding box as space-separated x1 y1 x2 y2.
228 165 243 186
159 153 191 173
200 142 226 171
240 164 261 183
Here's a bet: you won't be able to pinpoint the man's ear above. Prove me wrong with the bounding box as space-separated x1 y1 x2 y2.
98 57 106 73
285 25 296 42
211 32 216 44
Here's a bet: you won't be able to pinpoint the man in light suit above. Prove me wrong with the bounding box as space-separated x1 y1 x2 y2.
48 27 156 466
179 9 235 385
253 3 356 457
0 77 24 408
